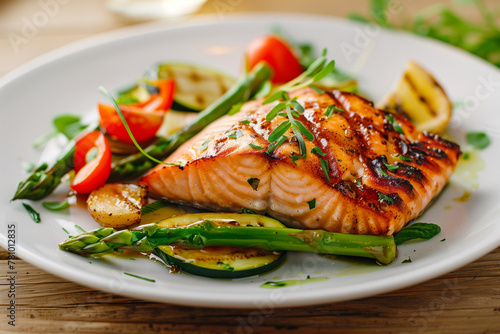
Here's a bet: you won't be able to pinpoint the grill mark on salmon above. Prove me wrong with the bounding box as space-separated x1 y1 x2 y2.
140 88 461 235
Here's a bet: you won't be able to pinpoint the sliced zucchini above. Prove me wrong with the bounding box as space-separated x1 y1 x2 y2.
152 213 287 279
156 63 236 112
140 200 198 225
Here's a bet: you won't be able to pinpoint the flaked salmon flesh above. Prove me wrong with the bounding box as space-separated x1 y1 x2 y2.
140 88 461 236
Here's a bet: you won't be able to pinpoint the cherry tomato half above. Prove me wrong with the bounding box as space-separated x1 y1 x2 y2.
99 79 175 143
71 131 112 194
245 35 303 84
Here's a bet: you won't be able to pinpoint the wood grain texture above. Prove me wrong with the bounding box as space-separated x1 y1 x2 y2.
2 0 500 333
0 248 499 333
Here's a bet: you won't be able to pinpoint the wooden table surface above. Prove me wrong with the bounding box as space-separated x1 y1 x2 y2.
1 0 499 333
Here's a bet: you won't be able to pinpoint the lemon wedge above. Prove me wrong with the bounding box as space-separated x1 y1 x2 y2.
377 61 452 134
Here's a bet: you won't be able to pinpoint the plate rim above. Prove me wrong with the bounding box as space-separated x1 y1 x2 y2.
1 13 500 308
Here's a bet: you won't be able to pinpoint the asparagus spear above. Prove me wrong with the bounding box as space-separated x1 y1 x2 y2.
13 121 99 200
59 220 397 265
12 64 272 200
108 63 273 181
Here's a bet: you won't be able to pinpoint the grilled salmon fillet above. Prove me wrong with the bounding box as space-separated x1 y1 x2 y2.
140 88 460 235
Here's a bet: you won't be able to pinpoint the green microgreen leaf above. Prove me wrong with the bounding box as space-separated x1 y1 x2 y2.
42 200 70 211
266 135 288 155
385 113 404 134
228 129 243 139
308 84 324 94
291 122 308 159
263 91 289 104
75 225 86 233
290 154 301 165
239 120 251 125
23 203 41 223
200 140 210 152
99 86 181 168
241 207 256 214
379 167 388 177
311 146 327 156
312 60 336 81
249 143 263 149
320 159 331 183
292 120 314 141
378 193 394 204
384 163 399 171
394 222 441 245
397 154 413 162
247 178 260 191
266 102 287 121
325 105 344 118
124 272 156 283
466 132 490 149
307 198 316 210
268 120 291 143
227 102 244 116
290 99 305 114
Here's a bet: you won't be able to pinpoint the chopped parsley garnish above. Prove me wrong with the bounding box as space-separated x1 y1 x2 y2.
394 222 441 245
466 131 490 150
396 154 413 162
325 105 345 118
266 135 288 155
228 129 243 139
75 224 86 233
385 113 404 134
200 140 210 152
379 167 388 177
308 84 324 94
378 193 393 204
307 198 316 210
247 178 260 191
42 200 69 211
124 272 155 283
384 163 399 171
22 203 41 223
290 154 301 165
440 238 446 242
462 152 470 160
402 258 412 263
356 179 362 187
239 120 251 125
249 143 263 149
262 53 335 160
320 159 331 182
241 207 256 214
311 146 326 156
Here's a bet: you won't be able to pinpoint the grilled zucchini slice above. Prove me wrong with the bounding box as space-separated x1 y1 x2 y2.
149 211 287 279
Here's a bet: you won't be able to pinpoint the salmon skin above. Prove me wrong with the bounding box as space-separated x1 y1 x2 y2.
140 88 460 236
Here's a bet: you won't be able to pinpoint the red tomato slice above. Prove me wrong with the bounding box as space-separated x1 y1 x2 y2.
71 131 112 194
99 79 175 143
245 35 303 84
140 79 176 112
98 104 164 144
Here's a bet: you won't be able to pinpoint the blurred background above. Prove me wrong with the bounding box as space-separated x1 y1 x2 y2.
1 0 499 78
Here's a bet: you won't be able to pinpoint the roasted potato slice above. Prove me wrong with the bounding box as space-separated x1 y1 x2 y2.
377 61 452 134
87 183 148 227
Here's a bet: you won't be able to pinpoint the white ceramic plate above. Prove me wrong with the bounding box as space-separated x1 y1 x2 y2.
1 14 499 308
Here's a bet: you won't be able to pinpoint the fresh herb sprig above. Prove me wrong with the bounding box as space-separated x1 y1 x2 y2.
262 52 335 159
351 0 500 68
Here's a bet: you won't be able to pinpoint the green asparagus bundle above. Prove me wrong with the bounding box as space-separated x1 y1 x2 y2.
12 64 273 200
12 121 99 200
59 220 397 265
109 63 272 181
